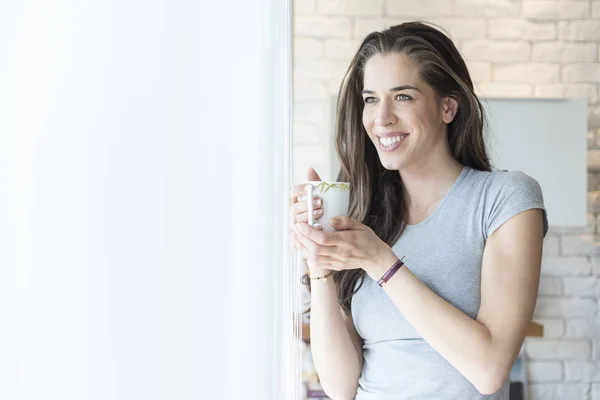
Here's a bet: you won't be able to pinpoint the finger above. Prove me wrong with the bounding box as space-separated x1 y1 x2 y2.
291 209 324 224
290 183 313 203
295 227 337 258
307 167 322 182
296 222 335 246
292 197 322 215
290 232 308 253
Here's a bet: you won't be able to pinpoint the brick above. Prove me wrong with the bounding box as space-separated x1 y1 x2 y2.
529 384 591 400
317 0 384 16
535 84 563 99
528 361 563 382
294 59 349 83
294 101 329 124
295 17 352 38
294 0 316 15
591 257 600 275
539 276 563 295
474 82 532 98
523 1 590 20
563 64 600 83
590 173 597 191
534 297 596 318
543 234 560 256
324 39 361 60
561 235 600 256
535 318 565 338
353 18 408 39
454 0 520 17
426 18 486 41
464 60 491 83
294 59 330 80
559 21 600 41
328 60 352 88
294 80 328 101
590 150 600 172
461 40 530 62
563 277 598 297
494 63 559 84
565 361 600 382
386 0 452 17
541 256 591 276
293 123 324 145
534 84 598 105
489 19 556 40
565 84 598 105
532 42 597 63
593 2 600 19
566 319 595 339
294 38 325 59
590 107 600 129
526 339 592 360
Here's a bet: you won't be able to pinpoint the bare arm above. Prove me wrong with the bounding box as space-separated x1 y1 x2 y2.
363 209 544 395
309 274 363 400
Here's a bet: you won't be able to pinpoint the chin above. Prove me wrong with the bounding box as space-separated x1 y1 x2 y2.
379 158 404 171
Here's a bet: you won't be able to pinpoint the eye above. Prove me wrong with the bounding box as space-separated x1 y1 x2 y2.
394 94 412 101
363 97 377 104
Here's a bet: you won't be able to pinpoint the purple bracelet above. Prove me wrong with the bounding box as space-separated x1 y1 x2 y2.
377 256 405 288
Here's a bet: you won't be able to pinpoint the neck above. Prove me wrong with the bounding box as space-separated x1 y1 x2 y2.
399 154 463 212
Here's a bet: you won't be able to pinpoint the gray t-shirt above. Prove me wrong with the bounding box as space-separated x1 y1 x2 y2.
351 166 548 400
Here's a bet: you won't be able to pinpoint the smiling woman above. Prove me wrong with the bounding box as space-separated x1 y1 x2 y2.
291 22 547 400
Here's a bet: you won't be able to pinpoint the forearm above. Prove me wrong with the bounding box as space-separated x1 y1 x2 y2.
309 278 361 400
366 256 505 394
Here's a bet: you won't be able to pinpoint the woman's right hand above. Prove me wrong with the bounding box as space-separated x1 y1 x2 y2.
289 168 330 275
290 167 323 224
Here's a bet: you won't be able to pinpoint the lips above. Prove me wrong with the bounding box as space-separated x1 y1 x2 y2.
376 132 409 152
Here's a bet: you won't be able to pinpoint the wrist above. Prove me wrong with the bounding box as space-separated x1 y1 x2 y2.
365 250 399 280
307 261 331 277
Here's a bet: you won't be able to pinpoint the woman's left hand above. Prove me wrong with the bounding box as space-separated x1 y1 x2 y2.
292 216 397 275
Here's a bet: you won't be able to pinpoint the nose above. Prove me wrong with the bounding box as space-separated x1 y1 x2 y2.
374 99 397 127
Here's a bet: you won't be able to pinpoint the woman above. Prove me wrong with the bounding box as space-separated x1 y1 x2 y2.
290 22 547 399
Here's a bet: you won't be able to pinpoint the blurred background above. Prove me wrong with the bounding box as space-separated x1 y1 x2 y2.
292 1 600 399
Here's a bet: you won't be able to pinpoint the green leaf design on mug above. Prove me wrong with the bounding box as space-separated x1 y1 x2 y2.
314 182 349 194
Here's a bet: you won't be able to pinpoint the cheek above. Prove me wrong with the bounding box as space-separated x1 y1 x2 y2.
362 109 375 130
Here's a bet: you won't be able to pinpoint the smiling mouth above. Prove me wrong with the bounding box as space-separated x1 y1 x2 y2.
378 134 408 151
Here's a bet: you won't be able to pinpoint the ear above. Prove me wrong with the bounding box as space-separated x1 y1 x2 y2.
441 96 459 124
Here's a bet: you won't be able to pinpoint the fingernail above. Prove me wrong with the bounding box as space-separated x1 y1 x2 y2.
313 209 323 215
313 198 322 206
297 195 307 202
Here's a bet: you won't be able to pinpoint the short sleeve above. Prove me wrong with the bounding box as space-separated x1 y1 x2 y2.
483 170 548 240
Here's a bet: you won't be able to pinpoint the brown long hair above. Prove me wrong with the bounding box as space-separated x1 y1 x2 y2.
316 22 492 314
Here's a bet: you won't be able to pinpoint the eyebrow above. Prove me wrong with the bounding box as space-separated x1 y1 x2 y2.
361 85 421 95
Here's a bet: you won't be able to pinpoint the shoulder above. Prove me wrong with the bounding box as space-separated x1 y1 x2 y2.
486 169 543 197
469 168 547 239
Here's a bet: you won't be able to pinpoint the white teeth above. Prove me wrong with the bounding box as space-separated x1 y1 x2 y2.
380 135 407 147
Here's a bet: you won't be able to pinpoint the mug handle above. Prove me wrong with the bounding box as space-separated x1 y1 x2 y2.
304 184 314 227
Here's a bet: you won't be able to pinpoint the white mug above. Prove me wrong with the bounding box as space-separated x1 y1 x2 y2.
302 181 350 232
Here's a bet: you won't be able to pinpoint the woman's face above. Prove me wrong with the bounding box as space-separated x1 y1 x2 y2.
361 52 455 171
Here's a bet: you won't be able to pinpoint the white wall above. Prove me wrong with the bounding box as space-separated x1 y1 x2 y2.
0 1 293 399
293 1 600 398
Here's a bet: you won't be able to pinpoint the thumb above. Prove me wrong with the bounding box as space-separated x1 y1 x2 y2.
330 216 359 230
307 167 322 182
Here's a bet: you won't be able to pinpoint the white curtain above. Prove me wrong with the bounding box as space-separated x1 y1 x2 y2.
0 1 296 399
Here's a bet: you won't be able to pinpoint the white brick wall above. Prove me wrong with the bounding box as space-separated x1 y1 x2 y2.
293 2 600 396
